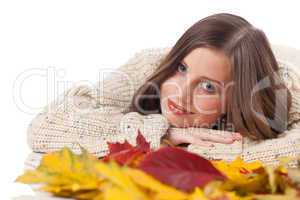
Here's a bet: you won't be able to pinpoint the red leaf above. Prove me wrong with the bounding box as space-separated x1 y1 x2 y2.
136 129 150 152
138 147 226 192
102 129 151 166
107 140 133 155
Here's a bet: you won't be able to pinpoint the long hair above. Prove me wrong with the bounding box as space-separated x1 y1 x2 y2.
130 13 292 140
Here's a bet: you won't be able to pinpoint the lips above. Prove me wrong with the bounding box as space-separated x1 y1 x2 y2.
167 99 193 115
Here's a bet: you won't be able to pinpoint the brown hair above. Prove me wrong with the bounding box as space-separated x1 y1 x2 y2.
130 13 292 140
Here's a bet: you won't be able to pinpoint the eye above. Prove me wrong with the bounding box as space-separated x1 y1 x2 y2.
198 80 216 93
177 62 188 74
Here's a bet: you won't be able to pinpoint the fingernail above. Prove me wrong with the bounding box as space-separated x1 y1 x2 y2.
226 138 234 142
226 136 234 140
228 139 234 143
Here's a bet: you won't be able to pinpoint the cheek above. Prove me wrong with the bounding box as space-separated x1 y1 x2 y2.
160 77 182 98
193 95 222 115
191 96 223 126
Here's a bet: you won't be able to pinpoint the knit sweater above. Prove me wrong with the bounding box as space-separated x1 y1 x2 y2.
25 44 300 170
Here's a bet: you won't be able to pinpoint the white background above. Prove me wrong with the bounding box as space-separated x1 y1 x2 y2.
1 0 300 199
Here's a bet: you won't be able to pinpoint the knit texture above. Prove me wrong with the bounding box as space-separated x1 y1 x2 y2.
25 44 300 169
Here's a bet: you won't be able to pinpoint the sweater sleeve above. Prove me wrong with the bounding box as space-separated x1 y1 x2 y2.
26 47 171 158
185 122 300 167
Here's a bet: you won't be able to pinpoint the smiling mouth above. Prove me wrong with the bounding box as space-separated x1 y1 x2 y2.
167 99 195 115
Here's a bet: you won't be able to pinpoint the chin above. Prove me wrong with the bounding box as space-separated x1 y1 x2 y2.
165 115 193 128
170 122 189 128
166 114 216 129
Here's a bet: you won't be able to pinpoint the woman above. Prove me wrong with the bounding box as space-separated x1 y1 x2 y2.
26 13 300 168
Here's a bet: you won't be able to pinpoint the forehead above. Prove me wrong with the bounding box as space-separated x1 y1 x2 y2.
183 47 231 83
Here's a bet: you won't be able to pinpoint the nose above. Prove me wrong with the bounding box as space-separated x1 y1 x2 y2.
180 77 197 111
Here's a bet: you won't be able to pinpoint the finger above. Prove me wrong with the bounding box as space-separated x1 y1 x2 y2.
188 127 227 136
189 127 241 142
196 133 235 144
182 134 216 147
232 132 243 140
187 129 234 143
215 130 242 139
168 130 214 147
217 131 243 141
166 129 188 145
192 140 215 147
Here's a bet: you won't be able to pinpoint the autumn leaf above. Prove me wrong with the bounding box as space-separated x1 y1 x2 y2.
138 147 226 192
16 131 300 200
211 157 269 193
16 147 104 199
94 161 149 200
103 129 151 166
212 157 263 182
254 187 300 200
188 188 210 200
107 140 132 155
125 168 188 200
264 165 290 194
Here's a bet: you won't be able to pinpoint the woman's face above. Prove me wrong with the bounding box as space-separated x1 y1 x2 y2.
160 47 232 128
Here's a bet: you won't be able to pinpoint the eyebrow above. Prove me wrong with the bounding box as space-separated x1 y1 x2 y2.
181 60 224 86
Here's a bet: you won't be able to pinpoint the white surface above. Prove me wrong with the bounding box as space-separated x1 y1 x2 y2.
1 1 300 199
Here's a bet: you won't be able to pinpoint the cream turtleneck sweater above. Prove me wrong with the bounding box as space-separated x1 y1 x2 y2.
24 44 300 170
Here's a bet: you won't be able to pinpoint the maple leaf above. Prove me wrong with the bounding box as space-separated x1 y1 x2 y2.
188 188 210 200
94 161 149 200
125 168 188 200
211 157 268 193
16 147 104 199
211 157 263 182
138 146 226 192
103 129 151 166
16 131 300 200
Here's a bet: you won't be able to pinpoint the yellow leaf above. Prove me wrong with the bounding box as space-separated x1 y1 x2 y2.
188 188 209 200
200 181 242 200
254 187 300 200
212 157 263 179
104 185 134 200
16 147 104 199
15 170 52 184
95 161 149 200
212 157 263 184
211 157 267 192
16 147 300 200
125 168 188 200
205 186 254 200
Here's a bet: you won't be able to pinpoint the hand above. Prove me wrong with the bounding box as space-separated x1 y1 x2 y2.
164 127 243 147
